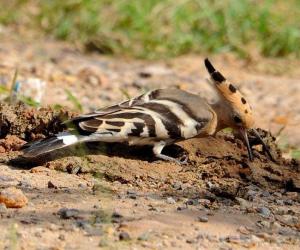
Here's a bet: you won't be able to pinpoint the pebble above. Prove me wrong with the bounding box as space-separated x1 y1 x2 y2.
58 234 65 241
112 211 123 218
248 235 262 244
35 232 42 238
261 191 270 198
138 232 150 241
226 235 240 244
127 190 137 199
99 238 109 247
257 220 271 229
166 197 176 204
198 216 208 223
112 211 123 223
186 199 199 206
285 192 298 200
275 200 284 206
172 181 182 190
236 197 250 210
283 199 293 205
278 214 298 226
257 207 271 218
237 226 249 235
278 227 297 236
198 199 211 206
58 208 80 219
272 221 282 230
0 203 7 213
0 187 28 208
47 181 57 189
119 231 131 241
274 207 288 215
273 192 282 198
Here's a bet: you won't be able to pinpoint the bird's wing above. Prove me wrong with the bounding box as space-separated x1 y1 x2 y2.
66 89 215 141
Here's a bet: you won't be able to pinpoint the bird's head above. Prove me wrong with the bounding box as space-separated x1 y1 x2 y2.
204 58 271 161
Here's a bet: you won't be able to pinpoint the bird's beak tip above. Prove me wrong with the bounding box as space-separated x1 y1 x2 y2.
239 128 253 161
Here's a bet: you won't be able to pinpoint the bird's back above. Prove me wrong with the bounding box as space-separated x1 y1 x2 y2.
67 88 216 145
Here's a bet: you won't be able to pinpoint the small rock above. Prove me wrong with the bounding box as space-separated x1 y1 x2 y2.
127 190 137 199
112 211 123 218
237 226 249 235
278 214 298 226
0 203 7 213
261 191 270 197
166 197 176 204
198 216 208 223
272 221 282 230
278 227 297 236
148 205 159 211
119 231 131 241
186 199 199 206
236 197 250 210
76 220 91 229
112 211 123 223
58 208 80 219
226 235 240 244
255 232 269 240
172 182 182 190
47 181 57 189
0 187 28 208
246 190 258 201
138 232 150 241
257 207 271 218
138 72 152 78
249 235 262 244
186 238 196 244
273 192 282 198
283 199 293 205
198 199 211 206
258 220 271 229
58 234 65 241
285 192 298 200
99 238 109 247
275 200 284 206
35 232 42 238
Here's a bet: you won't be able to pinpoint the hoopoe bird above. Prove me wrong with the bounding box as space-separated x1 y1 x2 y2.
23 59 271 164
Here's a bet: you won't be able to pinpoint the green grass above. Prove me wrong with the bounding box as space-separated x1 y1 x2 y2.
0 0 300 59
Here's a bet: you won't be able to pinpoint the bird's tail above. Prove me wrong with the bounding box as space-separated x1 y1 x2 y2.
22 132 83 158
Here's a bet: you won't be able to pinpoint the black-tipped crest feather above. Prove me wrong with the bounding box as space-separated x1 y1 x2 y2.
204 58 215 73
204 58 226 83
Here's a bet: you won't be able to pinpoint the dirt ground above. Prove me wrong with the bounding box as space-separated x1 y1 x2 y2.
0 27 299 250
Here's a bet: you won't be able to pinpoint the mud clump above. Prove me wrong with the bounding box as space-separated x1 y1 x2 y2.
0 135 26 153
0 103 75 142
0 186 28 208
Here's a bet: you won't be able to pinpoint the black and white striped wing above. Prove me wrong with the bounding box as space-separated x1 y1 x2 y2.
65 89 214 144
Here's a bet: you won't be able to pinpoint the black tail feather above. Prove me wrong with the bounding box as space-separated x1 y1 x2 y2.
22 135 71 158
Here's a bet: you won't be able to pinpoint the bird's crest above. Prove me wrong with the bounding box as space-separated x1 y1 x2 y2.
204 58 254 129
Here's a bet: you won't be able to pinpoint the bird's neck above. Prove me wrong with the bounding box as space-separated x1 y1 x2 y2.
210 101 230 133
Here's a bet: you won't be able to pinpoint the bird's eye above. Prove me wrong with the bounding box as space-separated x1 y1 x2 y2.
233 115 242 124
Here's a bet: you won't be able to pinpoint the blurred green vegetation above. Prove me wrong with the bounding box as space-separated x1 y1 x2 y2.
0 0 300 59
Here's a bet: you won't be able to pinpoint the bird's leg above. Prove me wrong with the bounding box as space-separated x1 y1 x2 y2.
152 141 187 165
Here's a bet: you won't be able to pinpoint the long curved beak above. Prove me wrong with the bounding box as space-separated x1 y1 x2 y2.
239 128 254 161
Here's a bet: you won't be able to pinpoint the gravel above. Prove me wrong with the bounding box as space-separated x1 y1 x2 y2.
58 208 80 219
166 197 176 204
257 207 271 218
119 231 131 241
198 216 209 223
